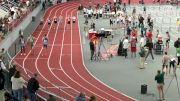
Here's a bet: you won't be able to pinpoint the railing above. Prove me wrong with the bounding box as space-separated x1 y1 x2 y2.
8 0 18 6
0 4 9 12
7 7 32 32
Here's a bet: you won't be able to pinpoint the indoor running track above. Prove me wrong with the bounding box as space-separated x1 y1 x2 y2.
10 1 136 101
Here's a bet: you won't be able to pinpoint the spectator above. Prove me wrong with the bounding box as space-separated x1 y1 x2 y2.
147 30 152 42
47 94 57 101
89 95 96 101
123 37 129 58
176 47 180 67
169 56 176 74
130 37 137 58
11 71 25 101
155 70 165 101
0 48 5 60
27 73 39 101
42 1 46 10
75 92 85 101
126 25 131 39
174 38 180 48
140 35 146 49
0 56 7 90
89 40 95 60
4 91 18 101
145 39 154 61
165 31 170 48
9 64 17 79
138 14 144 28
139 46 146 69
140 23 144 36
9 64 17 88
162 52 170 74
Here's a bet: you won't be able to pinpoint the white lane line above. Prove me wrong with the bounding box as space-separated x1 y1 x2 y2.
50 68 62 71
34 3 78 99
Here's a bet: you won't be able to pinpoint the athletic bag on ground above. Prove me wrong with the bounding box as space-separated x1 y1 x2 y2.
141 84 147 94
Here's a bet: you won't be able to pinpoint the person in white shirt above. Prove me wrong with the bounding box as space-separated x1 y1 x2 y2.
0 56 7 90
11 71 25 101
140 35 146 49
123 37 129 58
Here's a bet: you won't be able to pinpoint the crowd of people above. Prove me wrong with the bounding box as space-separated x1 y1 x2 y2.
0 0 38 41
80 1 180 101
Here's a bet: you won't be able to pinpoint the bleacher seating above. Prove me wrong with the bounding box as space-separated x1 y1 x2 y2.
0 0 38 41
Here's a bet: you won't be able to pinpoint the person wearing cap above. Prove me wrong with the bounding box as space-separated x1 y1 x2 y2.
27 73 39 101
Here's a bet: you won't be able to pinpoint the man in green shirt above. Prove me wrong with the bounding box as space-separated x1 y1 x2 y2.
155 70 165 101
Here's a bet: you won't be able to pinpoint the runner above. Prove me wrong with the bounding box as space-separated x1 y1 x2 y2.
54 16 57 24
72 16 76 23
19 35 26 55
29 35 35 55
42 34 48 56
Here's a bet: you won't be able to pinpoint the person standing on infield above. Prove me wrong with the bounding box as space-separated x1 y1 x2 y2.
155 70 165 101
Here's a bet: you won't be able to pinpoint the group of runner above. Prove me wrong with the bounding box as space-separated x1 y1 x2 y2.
18 12 78 56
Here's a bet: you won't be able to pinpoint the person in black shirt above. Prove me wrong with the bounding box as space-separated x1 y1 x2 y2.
145 39 154 60
27 73 39 101
174 38 180 48
89 40 95 60
138 15 144 28
155 70 165 101
126 25 131 39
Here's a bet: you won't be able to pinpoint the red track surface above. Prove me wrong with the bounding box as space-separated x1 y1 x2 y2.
11 1 136 101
